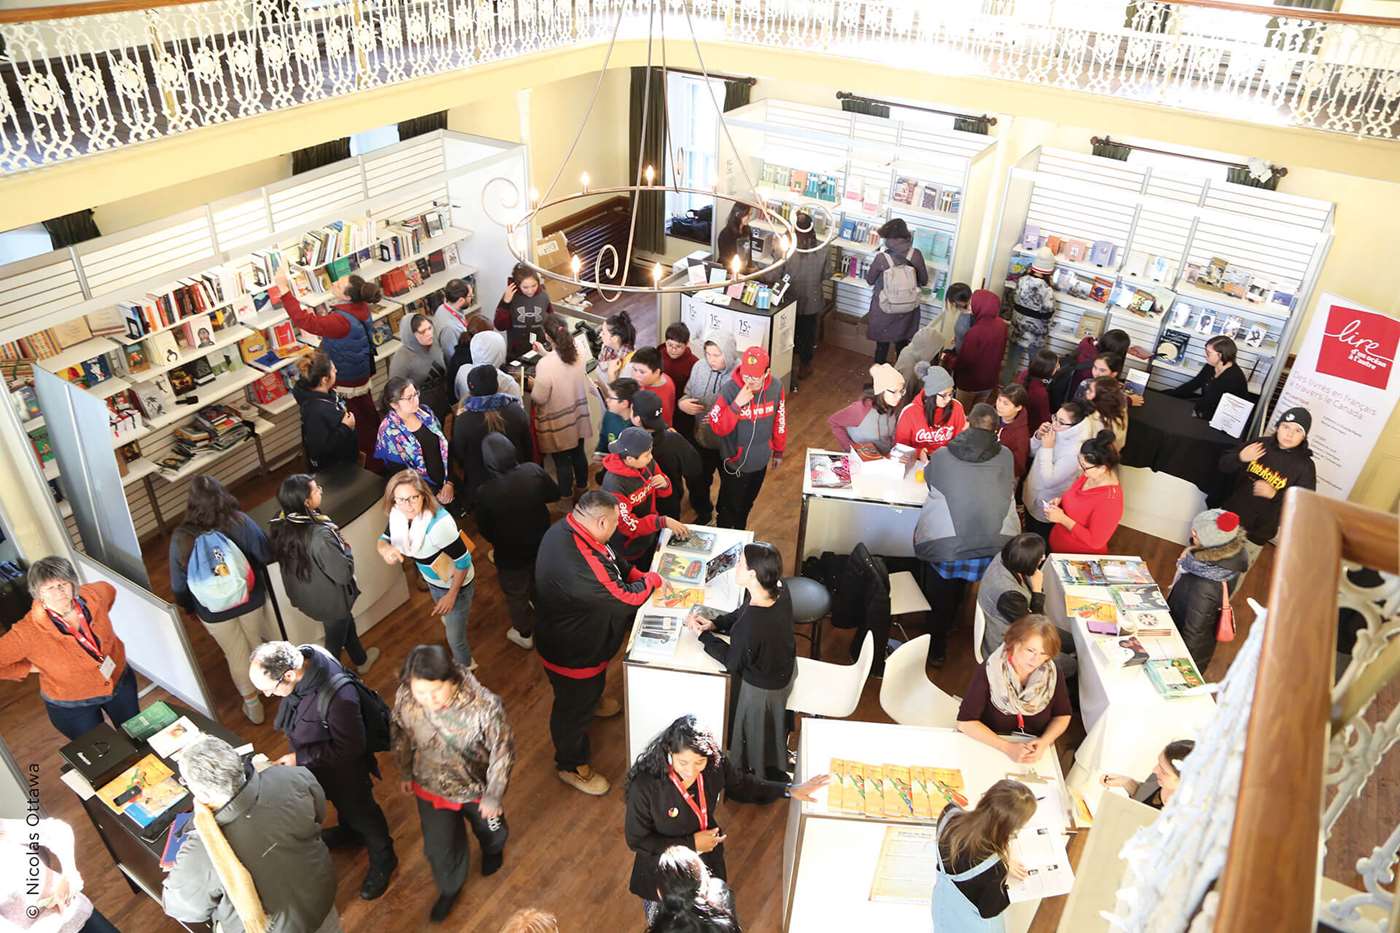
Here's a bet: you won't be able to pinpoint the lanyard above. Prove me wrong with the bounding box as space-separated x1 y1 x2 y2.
1016 712 1026 734
668 768 708 831
46 599 101 664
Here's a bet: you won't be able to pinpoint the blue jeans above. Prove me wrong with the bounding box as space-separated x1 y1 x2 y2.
427 579 475 665
45 666 140 740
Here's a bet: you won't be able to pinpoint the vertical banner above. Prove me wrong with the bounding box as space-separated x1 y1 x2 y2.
1268 294 1400 500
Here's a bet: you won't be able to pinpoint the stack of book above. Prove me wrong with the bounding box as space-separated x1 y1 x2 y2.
828 759 967 821
170 404 251 461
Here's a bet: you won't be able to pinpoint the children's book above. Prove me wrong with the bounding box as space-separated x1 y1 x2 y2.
1065 595 1118 634
658 553 705 586
160 810 195 869
633 614 683 660
1145 658 1207 698
96 755 189 828
1110 585 1170 614
649 582 706 610
667 530 718 556
1098 559 1153 585
1056 559 1107 586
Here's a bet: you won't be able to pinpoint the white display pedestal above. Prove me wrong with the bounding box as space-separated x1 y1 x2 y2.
622 524 755 763
783 718 1069 933
797 448 927 562
679 292 797 389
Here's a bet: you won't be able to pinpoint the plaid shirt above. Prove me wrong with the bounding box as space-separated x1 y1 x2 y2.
931 556 994 583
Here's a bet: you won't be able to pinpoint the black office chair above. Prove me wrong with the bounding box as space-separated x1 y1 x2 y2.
784 576 832 660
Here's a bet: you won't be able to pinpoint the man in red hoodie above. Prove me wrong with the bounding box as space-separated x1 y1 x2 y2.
599 427 690 569
953 289 1009 409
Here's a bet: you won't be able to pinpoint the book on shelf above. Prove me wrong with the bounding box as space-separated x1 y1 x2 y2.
1124 368 1149 398
1157 329 1190 365
1144 658 1207 698
1075 312 1106 340
892 176 919 206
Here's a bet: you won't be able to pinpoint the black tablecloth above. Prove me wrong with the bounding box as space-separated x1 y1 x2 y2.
1121 390 1240 505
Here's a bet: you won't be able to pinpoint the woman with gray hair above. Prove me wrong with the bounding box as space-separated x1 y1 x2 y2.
0 556 137 740
164 735 341 933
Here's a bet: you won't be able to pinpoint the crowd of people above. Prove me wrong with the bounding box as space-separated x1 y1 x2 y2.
0 230 1323 932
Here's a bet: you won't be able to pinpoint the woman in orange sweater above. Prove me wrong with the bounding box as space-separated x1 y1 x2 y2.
1043 430 1124 555
0 557 137 740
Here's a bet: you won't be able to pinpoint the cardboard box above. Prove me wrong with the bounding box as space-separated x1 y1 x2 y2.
534 232 576 303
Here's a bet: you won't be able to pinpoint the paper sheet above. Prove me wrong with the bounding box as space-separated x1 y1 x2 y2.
1006 779 1074 903
869 825 939 904
1209 392 1254 438
61 768 96 801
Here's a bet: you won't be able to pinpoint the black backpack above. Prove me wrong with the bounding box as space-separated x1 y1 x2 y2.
315 668 392 754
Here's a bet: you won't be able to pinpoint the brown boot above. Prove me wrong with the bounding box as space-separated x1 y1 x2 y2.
557 764 610 796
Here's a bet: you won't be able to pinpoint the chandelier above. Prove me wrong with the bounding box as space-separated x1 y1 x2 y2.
483 0 837 300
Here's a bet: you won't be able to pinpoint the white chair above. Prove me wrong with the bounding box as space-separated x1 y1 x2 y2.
973 603 988 664
887 568 932 646
786 632 875 719
1118 465 1207 546
879 634 963 728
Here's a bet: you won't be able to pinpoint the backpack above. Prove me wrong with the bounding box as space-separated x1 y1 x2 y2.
316 667 393 754
186 530 254 613
877 250 921 316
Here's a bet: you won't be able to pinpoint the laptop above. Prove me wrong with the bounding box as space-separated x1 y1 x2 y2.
60 722 141 788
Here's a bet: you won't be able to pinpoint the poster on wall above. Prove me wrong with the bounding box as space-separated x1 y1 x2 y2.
1267 293 1400 500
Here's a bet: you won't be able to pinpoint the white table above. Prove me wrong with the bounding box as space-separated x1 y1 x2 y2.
1043 554 1217 813
622 524 754 763
796 449 927 563
783 719 1069 933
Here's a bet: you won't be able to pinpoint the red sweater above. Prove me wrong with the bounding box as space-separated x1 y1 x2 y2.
1049 474 1124 555
281 289 371 339
894 393 966 458
641 374 677 427
660 347 698 394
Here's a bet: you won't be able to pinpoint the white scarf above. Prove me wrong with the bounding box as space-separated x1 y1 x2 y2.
389 507 432 558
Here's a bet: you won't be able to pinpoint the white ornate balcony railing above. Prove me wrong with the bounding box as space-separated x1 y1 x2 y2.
0 0 1398 174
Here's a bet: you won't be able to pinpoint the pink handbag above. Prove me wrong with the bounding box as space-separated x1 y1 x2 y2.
1216 580 1236 643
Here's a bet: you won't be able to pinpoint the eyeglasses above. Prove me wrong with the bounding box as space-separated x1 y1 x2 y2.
398 388 419 402
1053 416 1076 428
394 493 422 504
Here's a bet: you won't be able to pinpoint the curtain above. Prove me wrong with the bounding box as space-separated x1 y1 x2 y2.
1226 165 1282 191
628 67 666 254
722 79 751 113
1091 138 1132 161
840 97 889 118
398 111 447 141
953 116 991 135
291 138 351 175
43 209 100 248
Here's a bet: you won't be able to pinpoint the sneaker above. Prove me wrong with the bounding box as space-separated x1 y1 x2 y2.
241 697 264 725
321 825 364 850
557 765 610 796
429 888 461 923
465 658 479 673
359 856 397 900
505 629 534 650
357 646 381 676
593 696 622 719
481 848 504 876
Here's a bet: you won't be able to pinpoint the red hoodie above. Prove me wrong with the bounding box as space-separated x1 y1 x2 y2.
998 407 1030 480
599 452 671 563
894 392 966 458
953 289 1009 392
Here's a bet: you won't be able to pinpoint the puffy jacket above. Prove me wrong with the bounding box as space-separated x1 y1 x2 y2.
1168 543 1248 671
534 514 659 674
281 291 374 386
914 428 1017 564
953 290 1009 392
475 434 560 568
706 368 787 474
292 385 358 472
600 453 671 564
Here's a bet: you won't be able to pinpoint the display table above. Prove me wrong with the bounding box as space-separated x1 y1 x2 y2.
678 291 796 389
1120 390 1241 505
622 524 754 763
783 719 1069 933
61 704 245 931
247 464 409 646
1042 554 1217 815
797 449 927 562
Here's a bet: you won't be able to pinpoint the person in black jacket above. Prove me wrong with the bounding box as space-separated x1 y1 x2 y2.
451 364 531 512
624 715 826 923
600 427 690 569
475 433 560 652
1168 509 1248 672
1217 406 1318 567
689 542 796 781
1165 335 1248 419
632 389 704 521
250 641 398 901
535 491 663 796
292 352 360 472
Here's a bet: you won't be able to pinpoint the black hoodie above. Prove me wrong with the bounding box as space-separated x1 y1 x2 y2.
474 434 560 568
293 385 358 472
645 422 703 520
1218 435 1317 544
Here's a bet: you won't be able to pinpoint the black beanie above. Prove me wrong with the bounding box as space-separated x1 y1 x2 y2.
1278 406 1311 435
467 364 499 397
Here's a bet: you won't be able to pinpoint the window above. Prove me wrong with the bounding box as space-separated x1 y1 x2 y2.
664 72 722 241
350 124 400 157
0 224 54 265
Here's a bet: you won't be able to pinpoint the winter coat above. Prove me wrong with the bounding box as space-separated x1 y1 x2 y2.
453 330 522 402
274 646 369 774
827 397 900 454
953 291 1009 392
914 428 1017 565
1016 368 1053 435
0 583 126 704
1166 362 1249 420
894 320 947 387
170 513 272 624
534 514 657 673
475 434 560 568
433 301 484 365
392 665 514 805
450 394 530 509
707 367 787 474
998 407 1030 481
281 291 375 387
531 349 597 455
894 393 966 458
649 426 703 520
271 514 359 622
684 332 737 450
783 247 829 316
864 238 929 343
600 453 671 564
494 288 554 359
1023 418 1092 523
162 765 335 933
389 314 446 389
716 224 752 272
293 385 358 472
1168 541 1249 672
1219 436 1317 545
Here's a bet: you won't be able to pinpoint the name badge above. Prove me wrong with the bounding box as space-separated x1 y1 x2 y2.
99 656 116 680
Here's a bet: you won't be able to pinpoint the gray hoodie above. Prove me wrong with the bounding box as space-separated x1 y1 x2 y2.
683 331 737 450
913 428 1018 565
454 330 522 401
390 314 446 388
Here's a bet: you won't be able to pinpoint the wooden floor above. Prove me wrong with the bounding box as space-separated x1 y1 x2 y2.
2 296 1362 933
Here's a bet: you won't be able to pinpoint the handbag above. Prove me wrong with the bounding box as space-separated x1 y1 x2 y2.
1216 580 1236 642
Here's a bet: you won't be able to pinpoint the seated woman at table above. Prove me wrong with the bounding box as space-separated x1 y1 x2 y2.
687 542 796 782
1082 375 1129 451
930 778 1037 929
1165 335 1247 420
957 615 1072 764
624 715 828 923
1101 739 1195 809
1043 430 1123 556
1168 509 1248 672
977 535 1077 679
826 363 906 455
